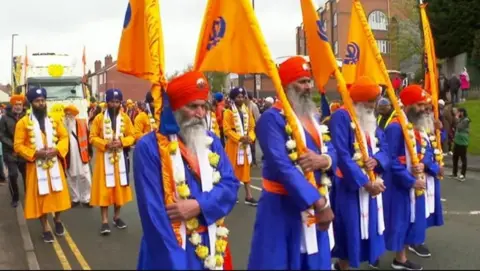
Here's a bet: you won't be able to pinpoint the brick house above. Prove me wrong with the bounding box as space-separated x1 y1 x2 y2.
239 0 400 99
88 55 151 102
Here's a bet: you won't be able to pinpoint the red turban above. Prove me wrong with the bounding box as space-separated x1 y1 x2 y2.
400 85 430 106
278 56 311 86
10 94 25 105
166 71 210 111
349 76 380 102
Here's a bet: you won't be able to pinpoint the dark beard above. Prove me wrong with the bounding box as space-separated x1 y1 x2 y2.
406 107 424 127
108 107 119 117
32 107 47 132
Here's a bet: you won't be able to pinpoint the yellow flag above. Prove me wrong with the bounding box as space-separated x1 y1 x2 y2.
116 0 166 114
194 0 277 75
300 0 338 92
194 0 317 188
342 0 387 86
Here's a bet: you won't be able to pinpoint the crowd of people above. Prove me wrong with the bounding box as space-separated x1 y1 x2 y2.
0 55 472 270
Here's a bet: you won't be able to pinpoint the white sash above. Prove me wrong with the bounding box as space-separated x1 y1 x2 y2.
32 114 63 195
357 129 385 240
293 113 335 253
231 104 252 165
103 112 128 188
420 132 436 215
169 135 187 249
405 129 429 223
196 142 222 270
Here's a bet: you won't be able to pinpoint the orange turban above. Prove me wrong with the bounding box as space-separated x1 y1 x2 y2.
278 56 312 86
400 85 430 106
349 76 380 102
64 104 79 116
10 94 25 105
167 71 210 111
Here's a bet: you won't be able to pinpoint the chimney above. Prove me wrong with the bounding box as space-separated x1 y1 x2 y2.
105 54 113 67
94 60 102 73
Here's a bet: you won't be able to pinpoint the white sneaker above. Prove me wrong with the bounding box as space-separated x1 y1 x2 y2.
458 175 466 182
448 151 453 156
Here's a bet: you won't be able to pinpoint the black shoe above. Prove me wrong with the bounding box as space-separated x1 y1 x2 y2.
449 174 457 179
369 259 380 269
409 244 431 258
113 218 127 229
71 201 80 208
332 262 341 270
54 222 65 236
11 201 18 208
43 231 54 243
82 202 93 208
245 197 258 206
391 259 423 270
100 223 111 235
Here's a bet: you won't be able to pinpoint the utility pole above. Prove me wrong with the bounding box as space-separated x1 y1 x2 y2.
10 34 18 95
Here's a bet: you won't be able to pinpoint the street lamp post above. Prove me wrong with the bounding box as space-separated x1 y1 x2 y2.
11 34 18 95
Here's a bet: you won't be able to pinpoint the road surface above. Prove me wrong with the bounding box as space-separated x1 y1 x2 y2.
20 148 480 270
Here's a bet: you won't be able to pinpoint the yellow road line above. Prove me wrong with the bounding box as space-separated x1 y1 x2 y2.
63 227 91 270
46 219 72 270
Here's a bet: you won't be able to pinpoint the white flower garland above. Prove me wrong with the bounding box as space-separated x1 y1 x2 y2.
232 105 248 138
27 112 58 169
103 115 125 164
169 136 229 270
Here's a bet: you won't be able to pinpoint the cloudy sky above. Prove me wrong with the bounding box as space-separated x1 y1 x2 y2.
0 0 327 85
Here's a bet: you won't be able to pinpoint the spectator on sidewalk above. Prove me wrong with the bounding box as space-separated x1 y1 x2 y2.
438 74 449 101
459 67 470 103
441 102 456 155
449 73 461 105
0 96 26 207
451 108 470 182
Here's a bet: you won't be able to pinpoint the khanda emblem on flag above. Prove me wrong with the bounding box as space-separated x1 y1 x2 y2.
207 16 227 50
316 20 328 42
343 42 360 65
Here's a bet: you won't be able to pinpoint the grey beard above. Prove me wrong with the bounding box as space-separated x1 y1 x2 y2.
286 85 318 118
354 104 377 134
174 111 208 154
406 107 425 129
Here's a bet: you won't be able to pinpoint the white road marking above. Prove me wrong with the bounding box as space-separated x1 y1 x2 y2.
240 182 262 191
443 210 480 215
441 198 447 202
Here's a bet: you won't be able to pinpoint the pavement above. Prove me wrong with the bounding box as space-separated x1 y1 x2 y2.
5 144 480 270
443 153 480 172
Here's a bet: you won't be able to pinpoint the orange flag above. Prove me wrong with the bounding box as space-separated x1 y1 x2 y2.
342 0 387 86
420 3 444 164
116 0 166 114
300 0 337 92
194 0 316 187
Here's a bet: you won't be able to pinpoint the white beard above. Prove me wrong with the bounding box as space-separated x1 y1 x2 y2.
354 103 377 135
286 85 318 118
174 111 209 155
64 117 76 134
417 112 435 132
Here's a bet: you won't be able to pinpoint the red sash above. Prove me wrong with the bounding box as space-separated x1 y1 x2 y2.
177 141 201 181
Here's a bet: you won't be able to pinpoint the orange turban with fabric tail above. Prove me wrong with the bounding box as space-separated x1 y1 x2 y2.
400 85 430 107
166 71 210 111
349 76 380 103
278 56 312 86
10 94 25 105
64 104 80 116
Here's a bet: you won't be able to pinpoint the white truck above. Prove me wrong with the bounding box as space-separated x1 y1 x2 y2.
18 51 90 122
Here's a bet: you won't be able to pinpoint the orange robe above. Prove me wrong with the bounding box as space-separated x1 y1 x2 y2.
207 111 221 137
223 106 256 183
89 112 135 207
133 111 151 141
14 116 71 219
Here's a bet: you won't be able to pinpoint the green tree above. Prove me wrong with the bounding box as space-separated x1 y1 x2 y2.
390 0 423 63
427 0 480 58
205 72 227 92
166 64 193 81
472 30 480 68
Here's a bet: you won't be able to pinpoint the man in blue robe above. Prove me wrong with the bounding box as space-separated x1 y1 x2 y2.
248 56 336 270
329 76 390 270
384 84 434 271
408 102 444 258
133 71 239 270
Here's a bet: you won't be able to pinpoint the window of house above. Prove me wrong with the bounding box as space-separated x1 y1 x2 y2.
333 12 337 27
99 74 103 85
334 41 338 56
368 10 388 30
376 40 390 54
